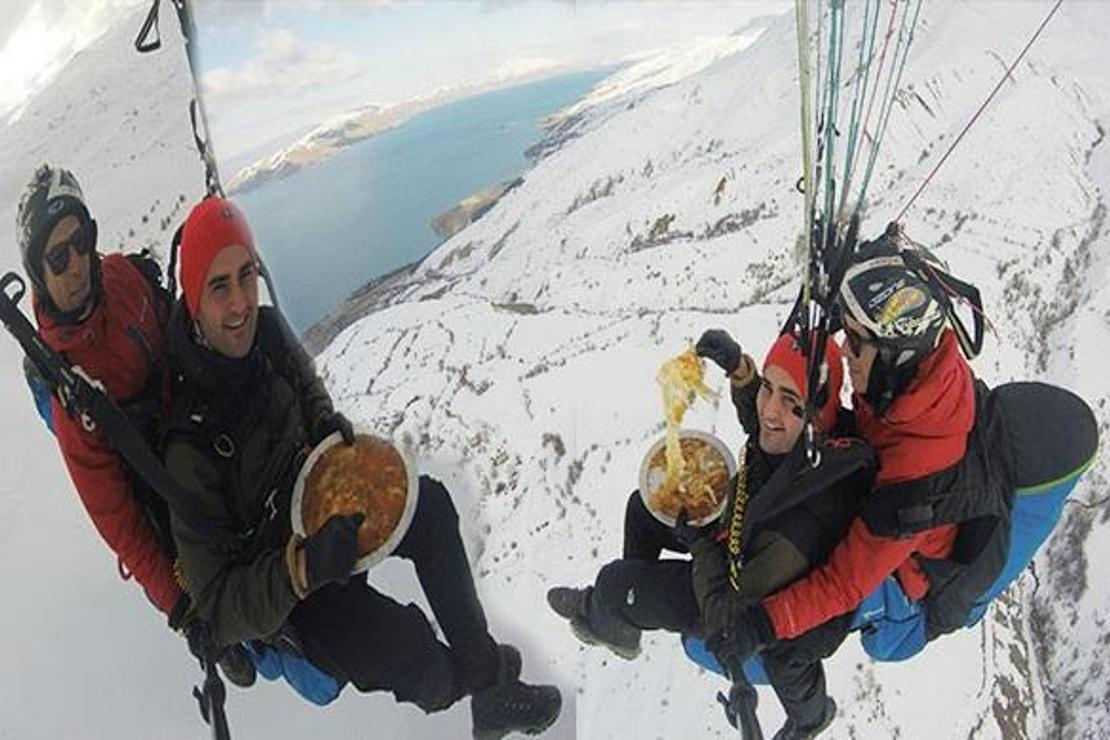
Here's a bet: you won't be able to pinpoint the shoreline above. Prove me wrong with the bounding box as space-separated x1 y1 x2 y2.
231 66 611 196
301 252 424 355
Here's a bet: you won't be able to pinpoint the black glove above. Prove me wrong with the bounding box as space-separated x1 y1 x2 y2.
706 603 775 671
695 329 742 375
303 513 365 592
671 508 711 549
182 615 215 664
313 411 355 446
168 592 192 632
169 593 207 663
687 527 729 612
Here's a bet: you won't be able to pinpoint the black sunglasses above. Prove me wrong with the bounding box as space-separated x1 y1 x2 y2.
843 324 875 356
43 220 97 276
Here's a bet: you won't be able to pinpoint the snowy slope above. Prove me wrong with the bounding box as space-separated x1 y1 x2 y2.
2 3 1108 739
311 3 1110 739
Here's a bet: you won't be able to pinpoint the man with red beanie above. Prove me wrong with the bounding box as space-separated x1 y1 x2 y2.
162 196 561 738
547 328 874 738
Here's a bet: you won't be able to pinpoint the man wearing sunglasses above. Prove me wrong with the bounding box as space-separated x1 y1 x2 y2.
15 164 254 686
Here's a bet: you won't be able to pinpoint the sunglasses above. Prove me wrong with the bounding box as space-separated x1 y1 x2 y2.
43 220 97 276
843 324 875 356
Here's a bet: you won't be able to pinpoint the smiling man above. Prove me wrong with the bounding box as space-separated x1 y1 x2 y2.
547 330 873 738
163 196 561 739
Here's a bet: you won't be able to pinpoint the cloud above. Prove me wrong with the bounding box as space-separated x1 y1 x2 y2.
198 0 401 27
492 56 562 82
0 0 148 117
201 27 362 103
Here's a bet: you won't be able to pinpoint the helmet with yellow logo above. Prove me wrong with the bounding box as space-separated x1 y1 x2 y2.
837 234 948 411
838 236 947 364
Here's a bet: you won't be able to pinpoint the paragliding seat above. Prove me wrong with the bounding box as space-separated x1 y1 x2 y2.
245 640 346 706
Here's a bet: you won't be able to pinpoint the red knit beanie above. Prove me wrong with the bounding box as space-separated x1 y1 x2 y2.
179 197 256 318
762 333 844 432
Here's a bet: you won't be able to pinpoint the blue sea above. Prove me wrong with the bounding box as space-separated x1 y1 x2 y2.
236 68 612 332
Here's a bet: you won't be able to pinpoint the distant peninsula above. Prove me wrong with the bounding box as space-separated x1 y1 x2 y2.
228 67 599 195
431 177 523 240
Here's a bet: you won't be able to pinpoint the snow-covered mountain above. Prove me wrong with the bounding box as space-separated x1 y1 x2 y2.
312 3 1110 739
2 2 1108 739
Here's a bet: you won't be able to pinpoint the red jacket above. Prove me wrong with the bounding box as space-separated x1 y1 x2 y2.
36 254 182 616
762 331 974 640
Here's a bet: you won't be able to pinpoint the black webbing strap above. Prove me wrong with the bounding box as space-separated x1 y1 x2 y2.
0 272 228 545
134 0 162 53
901 249 985 359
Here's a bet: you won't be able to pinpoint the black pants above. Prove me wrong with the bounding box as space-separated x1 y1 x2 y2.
290 476 499 712
601 491 849 727
587 492 702 636
762 614 852 729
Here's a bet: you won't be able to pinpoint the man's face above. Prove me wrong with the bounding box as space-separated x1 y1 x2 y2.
841 313 878 396
41 215 92 315
194 243 259 359
755 364 806 455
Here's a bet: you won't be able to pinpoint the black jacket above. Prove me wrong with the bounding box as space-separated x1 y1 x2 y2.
162 302 336 646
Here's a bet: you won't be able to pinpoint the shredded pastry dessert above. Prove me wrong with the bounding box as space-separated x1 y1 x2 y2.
646 347 725 519
302 435 408 558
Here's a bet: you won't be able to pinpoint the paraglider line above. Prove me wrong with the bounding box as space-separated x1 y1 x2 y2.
894 0 1065 223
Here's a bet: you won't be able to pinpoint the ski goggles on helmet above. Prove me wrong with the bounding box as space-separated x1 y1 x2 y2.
42 220 96 276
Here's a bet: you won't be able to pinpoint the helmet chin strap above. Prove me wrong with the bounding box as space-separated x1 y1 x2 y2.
865 345 921 416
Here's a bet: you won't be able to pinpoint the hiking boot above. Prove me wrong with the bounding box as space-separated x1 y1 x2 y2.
546 585 641 661
217 643 257 689
498 643 522 683
772 697 836 740
471 646 561 740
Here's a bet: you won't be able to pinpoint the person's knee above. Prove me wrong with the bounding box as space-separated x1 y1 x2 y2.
624 490 649 525
417 475 459 527
594 559 634 612
409 649 460 713
352 603 461 712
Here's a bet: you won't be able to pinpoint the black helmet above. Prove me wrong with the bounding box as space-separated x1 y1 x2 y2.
838 235 947 412
16 164 100 320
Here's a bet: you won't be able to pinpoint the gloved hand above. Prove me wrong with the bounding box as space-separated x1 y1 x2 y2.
695 329 742 375
706 603 775 671
168 592 192 632
313 411 355 446
687 525 729 613
671 508 711 549
303 513 365 592
716 675 763 738
167 593 219 665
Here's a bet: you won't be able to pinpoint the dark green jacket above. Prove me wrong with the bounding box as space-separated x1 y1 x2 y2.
163 302 335 646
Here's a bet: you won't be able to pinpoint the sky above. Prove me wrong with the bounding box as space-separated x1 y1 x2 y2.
0 1 789 164
188 0 790 163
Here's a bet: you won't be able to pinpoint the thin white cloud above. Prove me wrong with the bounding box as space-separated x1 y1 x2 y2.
0 0 147 119
492 56 562 82
201 27 362 103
